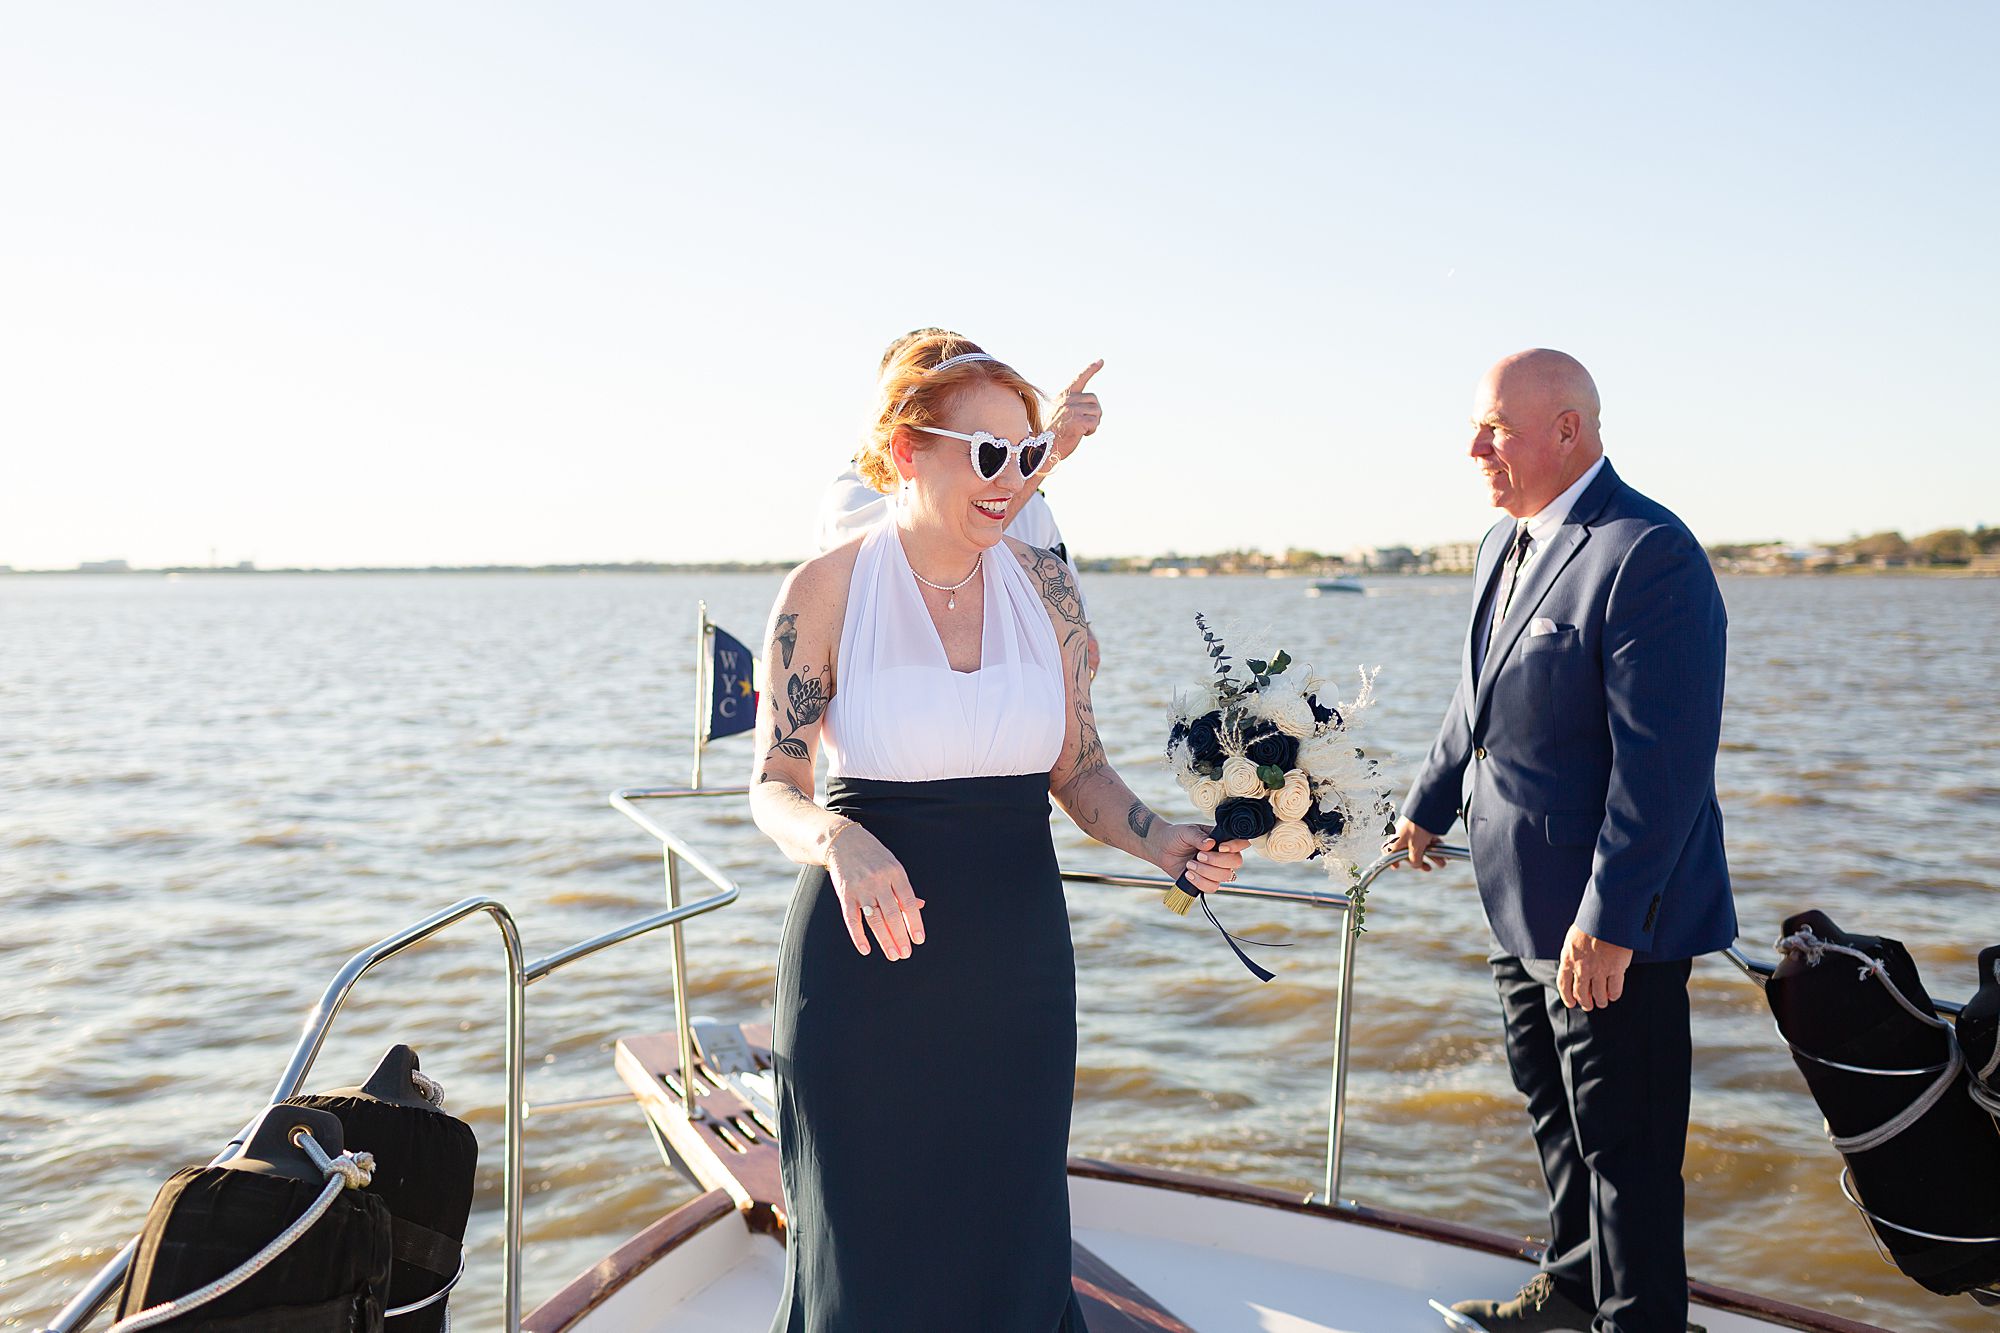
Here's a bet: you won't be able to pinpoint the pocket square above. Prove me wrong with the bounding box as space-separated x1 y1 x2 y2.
1529 616 1560 637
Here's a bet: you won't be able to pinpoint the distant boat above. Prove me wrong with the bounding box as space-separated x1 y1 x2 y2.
1307 578 1364 596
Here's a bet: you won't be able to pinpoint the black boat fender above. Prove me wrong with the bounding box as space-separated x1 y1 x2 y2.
114 1103 394 1331
1959 944 2000 1121
1764 910 2000 1297
285 1045 478 1333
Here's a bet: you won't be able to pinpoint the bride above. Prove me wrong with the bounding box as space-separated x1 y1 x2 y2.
749 332 1247 1332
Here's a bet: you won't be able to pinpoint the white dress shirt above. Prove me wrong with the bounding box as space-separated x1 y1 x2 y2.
1484 455 1608 661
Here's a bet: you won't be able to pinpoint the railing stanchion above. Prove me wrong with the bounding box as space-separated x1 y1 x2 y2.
1324 901 1360 1205
666 847 697 1111
500 907 526 1330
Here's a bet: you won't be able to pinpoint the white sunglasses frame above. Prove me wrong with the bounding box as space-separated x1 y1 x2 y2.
910 425 1058 481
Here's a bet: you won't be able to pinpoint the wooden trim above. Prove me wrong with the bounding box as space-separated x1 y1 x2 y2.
1071 1238 1198 1332
521 1189 737 1333
1067 1158 1894 1333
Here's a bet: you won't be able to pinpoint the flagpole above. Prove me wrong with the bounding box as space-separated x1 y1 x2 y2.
692 601 709 791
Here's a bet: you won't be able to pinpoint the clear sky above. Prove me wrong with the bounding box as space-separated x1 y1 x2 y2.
4 3 1995 569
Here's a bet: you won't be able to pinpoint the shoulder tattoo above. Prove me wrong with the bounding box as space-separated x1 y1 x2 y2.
1020 545 1086 629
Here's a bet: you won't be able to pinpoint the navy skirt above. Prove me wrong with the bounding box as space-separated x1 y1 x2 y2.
769 773 1087 1333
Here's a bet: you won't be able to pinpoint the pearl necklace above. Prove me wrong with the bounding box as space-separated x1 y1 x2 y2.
910 552 982 610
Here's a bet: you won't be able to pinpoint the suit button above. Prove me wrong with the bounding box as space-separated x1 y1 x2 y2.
1474 747 1488 761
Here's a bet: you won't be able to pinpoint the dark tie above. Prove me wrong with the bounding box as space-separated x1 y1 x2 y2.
1482 523 1533 670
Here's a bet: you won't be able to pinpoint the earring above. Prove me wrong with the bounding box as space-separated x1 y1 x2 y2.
899 476 913 508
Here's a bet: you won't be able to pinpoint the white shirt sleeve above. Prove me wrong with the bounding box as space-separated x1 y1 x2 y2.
815 466 891 553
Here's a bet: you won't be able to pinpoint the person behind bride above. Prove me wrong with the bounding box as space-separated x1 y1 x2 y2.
815 327 1104 675
749 331 1246 1332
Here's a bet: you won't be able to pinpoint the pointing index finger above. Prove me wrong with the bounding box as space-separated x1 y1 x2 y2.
1063 359 1104 396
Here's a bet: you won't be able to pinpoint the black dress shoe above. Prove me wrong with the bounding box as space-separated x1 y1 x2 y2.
1446 1273 1594 1331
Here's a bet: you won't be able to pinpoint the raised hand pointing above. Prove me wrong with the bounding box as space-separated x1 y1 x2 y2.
1050 359 1104 461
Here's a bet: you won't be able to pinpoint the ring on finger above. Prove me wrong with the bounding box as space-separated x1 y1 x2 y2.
861 903 878 918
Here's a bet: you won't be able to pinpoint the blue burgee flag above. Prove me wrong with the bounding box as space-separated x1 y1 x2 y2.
706 623 759 742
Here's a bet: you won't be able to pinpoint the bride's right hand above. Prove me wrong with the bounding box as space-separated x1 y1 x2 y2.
825 824 927 961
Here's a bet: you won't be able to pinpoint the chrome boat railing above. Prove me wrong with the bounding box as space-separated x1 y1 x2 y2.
45 785 1974 1329
43 791 741 1333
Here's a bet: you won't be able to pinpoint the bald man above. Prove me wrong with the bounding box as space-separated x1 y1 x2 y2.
1389 351 1736 1333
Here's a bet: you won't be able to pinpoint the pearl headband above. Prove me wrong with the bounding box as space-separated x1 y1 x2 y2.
892 351 1003 415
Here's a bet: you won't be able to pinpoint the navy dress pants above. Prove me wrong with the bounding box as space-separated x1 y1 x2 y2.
1491 951 1694 1333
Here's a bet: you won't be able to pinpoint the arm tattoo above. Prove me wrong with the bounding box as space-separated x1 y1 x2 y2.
1126 799 1156 840
766 663 831 762
1064 626 1107 787
1020 545 1087 629
774 613 799 669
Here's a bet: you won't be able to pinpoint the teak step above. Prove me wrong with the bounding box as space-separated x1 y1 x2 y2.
616 1025 1200 1330
615 1026 785 1233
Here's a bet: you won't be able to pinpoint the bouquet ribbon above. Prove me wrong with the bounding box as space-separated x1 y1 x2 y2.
1170 865 1292 984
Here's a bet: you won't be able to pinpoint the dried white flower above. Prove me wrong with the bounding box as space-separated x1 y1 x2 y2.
1186 776 1225 815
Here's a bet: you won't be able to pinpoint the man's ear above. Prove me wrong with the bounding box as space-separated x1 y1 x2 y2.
1555 409 1582 451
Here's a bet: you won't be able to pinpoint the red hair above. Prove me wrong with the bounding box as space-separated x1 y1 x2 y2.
856 333 1045 493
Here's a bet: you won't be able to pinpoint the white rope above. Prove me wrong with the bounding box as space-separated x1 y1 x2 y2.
1828 1042 1963 1154
1775 928 1953 1032
409 1068 446 1109
1775 927 1971 1154
110 1130 375 1333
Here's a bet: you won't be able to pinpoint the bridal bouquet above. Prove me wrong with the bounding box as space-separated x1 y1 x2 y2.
1163 613 1394 925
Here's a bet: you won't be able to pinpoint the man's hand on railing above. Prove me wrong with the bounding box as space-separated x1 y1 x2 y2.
1382 818 1449 872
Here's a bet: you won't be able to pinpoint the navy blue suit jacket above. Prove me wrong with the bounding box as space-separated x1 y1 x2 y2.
1403 462 1737 962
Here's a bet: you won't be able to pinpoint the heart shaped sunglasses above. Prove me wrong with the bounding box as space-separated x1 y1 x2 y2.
911 426 1057 481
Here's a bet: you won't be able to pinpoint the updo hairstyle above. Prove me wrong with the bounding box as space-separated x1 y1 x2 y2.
855 330 1045 494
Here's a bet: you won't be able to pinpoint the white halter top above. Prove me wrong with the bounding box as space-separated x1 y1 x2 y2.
822 522 1067 783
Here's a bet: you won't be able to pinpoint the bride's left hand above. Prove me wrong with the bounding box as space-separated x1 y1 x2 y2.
1158 826 1248 894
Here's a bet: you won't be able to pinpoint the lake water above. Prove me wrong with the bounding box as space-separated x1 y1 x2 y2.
3 571 1996 1331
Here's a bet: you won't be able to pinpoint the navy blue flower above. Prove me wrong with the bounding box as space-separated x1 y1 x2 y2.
1307 693 1342 728
1302 801 1346 838
1186 711 1227 768
1213 796 1278 842
1244 729 1299 773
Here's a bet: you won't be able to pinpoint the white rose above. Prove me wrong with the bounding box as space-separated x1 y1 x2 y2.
1221 756 1265 799
1271 770 1313 822
1186 776 1225 815
1265 819 1317 863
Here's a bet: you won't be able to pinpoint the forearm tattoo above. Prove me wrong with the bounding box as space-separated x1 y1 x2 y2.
766 662 831 762
1066 628 1106 778
774 613 799 669
1126 799 1156 840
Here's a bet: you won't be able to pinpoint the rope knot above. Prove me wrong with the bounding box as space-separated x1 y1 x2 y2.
329 1150 375 1190
1775 926 1826 966
293 1129 375 1189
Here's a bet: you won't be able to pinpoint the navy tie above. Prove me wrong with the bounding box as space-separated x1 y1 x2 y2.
1482 523 1533 671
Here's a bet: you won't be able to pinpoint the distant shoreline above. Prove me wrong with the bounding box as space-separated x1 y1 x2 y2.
5 562 1995 579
